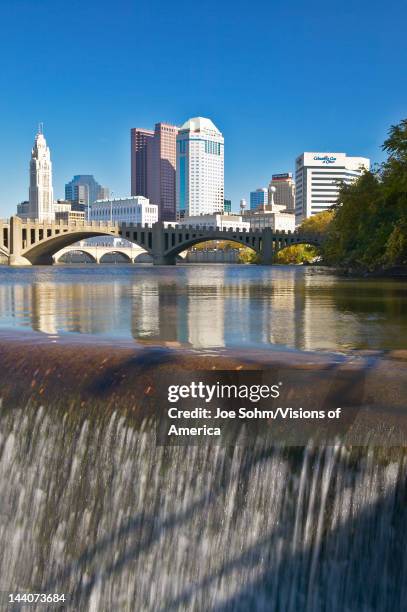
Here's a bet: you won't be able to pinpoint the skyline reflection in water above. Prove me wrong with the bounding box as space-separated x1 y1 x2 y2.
0 264 406 351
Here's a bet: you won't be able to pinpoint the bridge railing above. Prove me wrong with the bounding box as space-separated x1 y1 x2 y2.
16 218 119 228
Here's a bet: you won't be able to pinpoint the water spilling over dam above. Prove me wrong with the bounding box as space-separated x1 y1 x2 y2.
1 335 407 610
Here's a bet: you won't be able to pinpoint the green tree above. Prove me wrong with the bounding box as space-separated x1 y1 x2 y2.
237 247 260 264
299 210 334 236
323 117 407 271
274 244 319 264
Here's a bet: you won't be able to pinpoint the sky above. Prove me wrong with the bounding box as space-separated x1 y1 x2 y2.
0 0 406 216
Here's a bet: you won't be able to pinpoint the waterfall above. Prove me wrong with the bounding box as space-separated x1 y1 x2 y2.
1 398 406 611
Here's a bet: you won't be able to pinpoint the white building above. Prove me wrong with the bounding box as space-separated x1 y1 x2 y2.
269 173 296 211
180 213 249 231
176 117 224 219
244 209 296 232
295 152 370 223
90 196 158 226
28 126 54 221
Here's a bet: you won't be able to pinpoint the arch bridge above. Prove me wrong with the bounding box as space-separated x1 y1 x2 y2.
0 216 323 266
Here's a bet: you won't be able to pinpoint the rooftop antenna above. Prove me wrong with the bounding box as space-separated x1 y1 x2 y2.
38 122 43 134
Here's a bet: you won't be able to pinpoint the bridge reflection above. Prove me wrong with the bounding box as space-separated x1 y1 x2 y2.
0 266 374 352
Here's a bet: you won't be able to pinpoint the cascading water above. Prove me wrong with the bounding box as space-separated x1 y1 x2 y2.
1 396 406 611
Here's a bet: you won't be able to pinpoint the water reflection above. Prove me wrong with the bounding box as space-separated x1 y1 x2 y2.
0 265 406 351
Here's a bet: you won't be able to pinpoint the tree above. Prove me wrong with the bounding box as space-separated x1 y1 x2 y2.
299 210 334 236
323 117 407 271
274 244 319 264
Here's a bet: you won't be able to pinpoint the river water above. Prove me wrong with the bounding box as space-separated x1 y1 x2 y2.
0 264 406 351
0 264 407 611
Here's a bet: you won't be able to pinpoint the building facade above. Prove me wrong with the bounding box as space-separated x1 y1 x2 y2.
28 127 54 221
269 173 295 211
250 188 268 210
295 153 370 223
89 196 158 226
130 128 154 198
223 199 232 213
55 210 85 223
180 213 249 231
148 123 178 221
176 117 224 219
130 123 178 221
16 201 30 219
65 175 109 215
243 209 296 232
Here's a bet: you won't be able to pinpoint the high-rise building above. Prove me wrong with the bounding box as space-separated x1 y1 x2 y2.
295 153 370 223
28 126 54 221
269 173 295 211
250 188 268 210
130 128 154 198
16 201 30 219
130 123 178 221
176 117 224 219
224 199 232 213
65 175 109 215
148 123 178 221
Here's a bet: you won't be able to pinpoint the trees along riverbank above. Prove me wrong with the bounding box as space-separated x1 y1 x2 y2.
275 117 407 273
323 118 407 272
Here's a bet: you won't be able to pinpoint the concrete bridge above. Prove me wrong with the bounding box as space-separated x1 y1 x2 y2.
55 244 150 264
0 216 323 266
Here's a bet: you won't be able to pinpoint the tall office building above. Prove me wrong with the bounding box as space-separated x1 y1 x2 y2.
295 152 370 223
65 175 109 213
250 188 268 210
176 117 224 219
269 173 295 211
28 126 54 221
148 123 178 221
130 128 154 198
130 123 178 221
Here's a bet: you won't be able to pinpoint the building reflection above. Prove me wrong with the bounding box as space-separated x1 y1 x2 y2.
0 267 403 351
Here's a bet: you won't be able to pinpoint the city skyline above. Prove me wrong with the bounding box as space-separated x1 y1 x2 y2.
1 0 406 216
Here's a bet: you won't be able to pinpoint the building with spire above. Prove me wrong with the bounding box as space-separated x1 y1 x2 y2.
28 125 54 221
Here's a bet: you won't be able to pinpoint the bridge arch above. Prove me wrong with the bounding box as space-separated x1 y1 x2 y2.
134 252 153 263
162 231 262 264
273 237 322 254
23 230 120 265
56 249 97 264
99 251 132 264
0 247 9 264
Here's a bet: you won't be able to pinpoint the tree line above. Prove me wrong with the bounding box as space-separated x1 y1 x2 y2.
300 118 407 271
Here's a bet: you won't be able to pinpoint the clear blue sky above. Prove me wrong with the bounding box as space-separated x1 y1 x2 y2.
1 0 406 216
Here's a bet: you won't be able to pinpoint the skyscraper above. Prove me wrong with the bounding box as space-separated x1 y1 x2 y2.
65 175 109 214
295 152 370 223
250 188 268 210
176 117 224 219
130 128 154 198
130 123 178 221
269 173 296 211
28 126 54 221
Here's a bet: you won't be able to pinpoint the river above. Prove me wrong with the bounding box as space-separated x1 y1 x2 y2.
0 264 407 611
0 264 406 351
